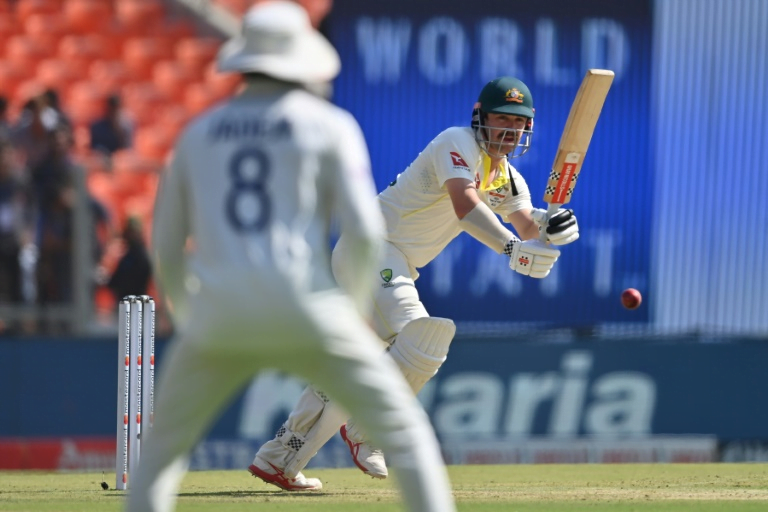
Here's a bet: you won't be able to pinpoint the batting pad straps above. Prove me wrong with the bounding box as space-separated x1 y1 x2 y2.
458 202 518 254
283 400 348 479
276 424 307 453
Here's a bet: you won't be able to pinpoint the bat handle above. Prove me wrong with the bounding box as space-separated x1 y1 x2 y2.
538 203 562 243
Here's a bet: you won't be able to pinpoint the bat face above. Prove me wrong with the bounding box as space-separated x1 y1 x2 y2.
542 69 614 209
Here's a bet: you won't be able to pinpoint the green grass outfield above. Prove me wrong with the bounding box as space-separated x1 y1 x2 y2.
1 464 767 511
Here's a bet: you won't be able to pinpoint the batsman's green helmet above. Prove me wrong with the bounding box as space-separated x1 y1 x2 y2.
477 76 534 119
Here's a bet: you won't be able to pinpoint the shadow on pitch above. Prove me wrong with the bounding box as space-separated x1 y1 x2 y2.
178 490 329 498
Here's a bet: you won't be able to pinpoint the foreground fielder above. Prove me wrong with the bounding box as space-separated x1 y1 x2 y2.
125 3 455 511
249 75 580 487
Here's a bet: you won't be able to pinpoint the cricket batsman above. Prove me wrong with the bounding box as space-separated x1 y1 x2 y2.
250 76 580 489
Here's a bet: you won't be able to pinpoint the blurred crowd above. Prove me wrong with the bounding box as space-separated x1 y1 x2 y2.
0 87 152 336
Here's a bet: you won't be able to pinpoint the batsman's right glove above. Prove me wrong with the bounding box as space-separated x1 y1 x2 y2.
531 208 580 245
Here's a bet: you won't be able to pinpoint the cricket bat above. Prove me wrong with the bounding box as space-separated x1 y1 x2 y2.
540 69 614 241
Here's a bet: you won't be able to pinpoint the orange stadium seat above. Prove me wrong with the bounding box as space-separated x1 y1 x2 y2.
65 81 106 126
122 37 176 81
15 0 62 22
14 80 47 106
88 34 123 61
89 60 132 96
121 82 168 127
139 16 197 42
0 10 19 35
35 59 86 93
153 104 190 140
115 0 165 33
85 156 113 180
0 19 21 62
63 0 113 34
23 13 70 52
133 124 174 162
151 19 196 40
110 150 160 207
0 62 32 97
175 37 223 80
58 34 113 71
152 60 195 101
71 124 92 156
183 83 221 117
4 35 49 70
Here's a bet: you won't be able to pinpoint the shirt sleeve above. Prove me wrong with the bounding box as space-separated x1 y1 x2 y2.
151 142 191 320
327 109 384 315
428 128 479 188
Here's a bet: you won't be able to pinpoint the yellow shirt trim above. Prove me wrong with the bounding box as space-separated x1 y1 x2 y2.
478 153 510 191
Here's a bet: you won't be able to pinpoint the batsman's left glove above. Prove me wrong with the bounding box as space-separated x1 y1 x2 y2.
504 238 560 278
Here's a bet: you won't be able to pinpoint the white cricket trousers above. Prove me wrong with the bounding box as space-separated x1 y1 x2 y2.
124 284 455 512
333 237 430 343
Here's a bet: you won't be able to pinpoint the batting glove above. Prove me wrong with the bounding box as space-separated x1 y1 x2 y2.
504 238 560 278
531 208 580 245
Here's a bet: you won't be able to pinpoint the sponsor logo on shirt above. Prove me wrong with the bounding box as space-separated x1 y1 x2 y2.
450 152 470 171
487 185 508 207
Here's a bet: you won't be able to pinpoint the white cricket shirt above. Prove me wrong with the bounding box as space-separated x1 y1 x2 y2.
378 126 533 268
152 80 383 322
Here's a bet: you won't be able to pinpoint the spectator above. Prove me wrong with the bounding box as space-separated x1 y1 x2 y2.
107 216 151 302
0 96 10 140
0 138 31 312
90 195 113 268
43 88 73 130
89 94 134 156
10 93 59 173
32 124 80 307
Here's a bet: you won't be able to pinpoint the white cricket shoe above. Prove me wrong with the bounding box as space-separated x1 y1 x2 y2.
248 455 323 491
340 424 388 479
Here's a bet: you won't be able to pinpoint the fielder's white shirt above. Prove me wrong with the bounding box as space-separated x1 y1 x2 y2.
152 81 384 323
378 126 533 269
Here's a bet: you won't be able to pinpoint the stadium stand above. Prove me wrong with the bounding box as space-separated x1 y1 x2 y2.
0 0 243 325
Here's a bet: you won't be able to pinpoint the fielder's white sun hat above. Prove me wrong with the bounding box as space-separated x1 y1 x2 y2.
217 1 340 83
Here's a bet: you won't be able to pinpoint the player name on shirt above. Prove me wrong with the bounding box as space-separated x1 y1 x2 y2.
209 116 292 141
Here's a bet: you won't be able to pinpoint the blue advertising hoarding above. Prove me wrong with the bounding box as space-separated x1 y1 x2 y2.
2 337 766 443
327 0 653 327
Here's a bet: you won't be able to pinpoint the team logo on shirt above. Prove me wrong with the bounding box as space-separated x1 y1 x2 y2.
478 184 508 208
380 269 394 288
449 152 470 171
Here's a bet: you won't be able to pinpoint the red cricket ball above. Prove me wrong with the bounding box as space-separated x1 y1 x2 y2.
621 288 642 310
